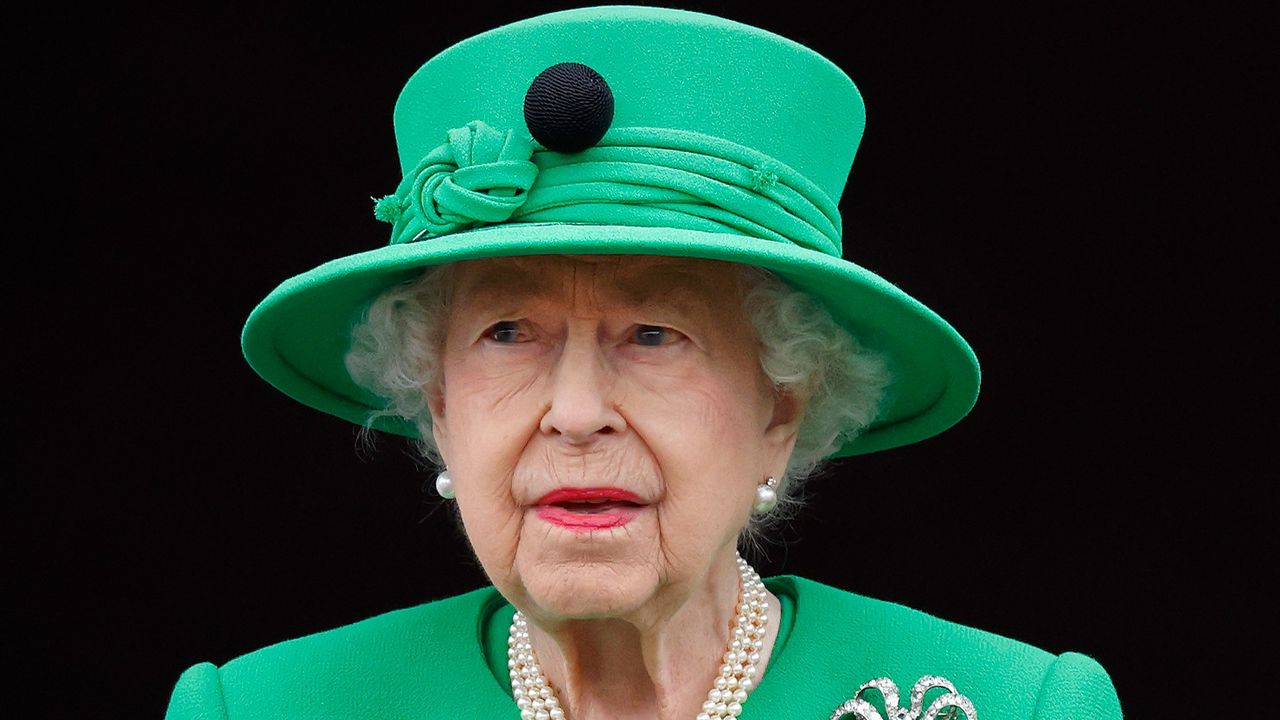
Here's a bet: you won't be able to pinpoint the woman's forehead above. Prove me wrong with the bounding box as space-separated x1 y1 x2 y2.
448 255 740 310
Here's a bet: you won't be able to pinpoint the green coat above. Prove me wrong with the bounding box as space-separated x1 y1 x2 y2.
165 575 1122 718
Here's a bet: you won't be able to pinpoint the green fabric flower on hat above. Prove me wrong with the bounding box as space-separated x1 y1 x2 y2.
373 120 539 240
371 194 407 224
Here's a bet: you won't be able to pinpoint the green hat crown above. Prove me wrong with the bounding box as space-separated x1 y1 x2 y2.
371 5 862 257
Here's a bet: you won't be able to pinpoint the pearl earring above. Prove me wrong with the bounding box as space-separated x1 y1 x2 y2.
753 476 779 514
435 469 456 500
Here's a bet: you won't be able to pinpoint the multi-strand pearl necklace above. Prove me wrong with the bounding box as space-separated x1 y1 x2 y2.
507 552 770 720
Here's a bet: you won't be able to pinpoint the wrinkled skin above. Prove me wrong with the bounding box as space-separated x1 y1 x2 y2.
426 254 805 719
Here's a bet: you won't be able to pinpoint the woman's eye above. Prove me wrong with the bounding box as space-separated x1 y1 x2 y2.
632 325 680 347
486 321 524 343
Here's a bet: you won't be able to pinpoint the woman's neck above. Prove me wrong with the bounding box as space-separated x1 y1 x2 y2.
522 549 782 720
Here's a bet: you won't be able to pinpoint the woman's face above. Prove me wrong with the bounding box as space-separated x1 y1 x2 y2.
426 254 805 621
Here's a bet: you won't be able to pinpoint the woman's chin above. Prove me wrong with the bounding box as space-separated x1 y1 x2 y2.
514 535 661 619
525 573 656 619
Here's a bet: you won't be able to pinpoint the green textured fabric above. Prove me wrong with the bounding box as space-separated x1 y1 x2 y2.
239 5 982 458
164 575 1122 718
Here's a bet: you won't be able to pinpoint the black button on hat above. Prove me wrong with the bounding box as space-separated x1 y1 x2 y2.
523 62 614 153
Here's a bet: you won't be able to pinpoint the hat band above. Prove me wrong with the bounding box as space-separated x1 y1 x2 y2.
372 121 842 257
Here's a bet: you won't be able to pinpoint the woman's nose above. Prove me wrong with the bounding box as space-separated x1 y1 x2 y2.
539 327 627 445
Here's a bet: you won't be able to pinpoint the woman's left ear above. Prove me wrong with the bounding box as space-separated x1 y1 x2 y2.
763 388 807 465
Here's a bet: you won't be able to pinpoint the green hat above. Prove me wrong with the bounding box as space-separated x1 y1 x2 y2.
241 4 980 458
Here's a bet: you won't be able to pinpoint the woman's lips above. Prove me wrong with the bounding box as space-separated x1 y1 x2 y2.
533 487 646 531
535 487 644 505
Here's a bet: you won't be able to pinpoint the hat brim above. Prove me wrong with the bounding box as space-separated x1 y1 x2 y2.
241 222 979 458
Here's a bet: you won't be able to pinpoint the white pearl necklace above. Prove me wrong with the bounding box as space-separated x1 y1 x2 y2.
507 553 770 720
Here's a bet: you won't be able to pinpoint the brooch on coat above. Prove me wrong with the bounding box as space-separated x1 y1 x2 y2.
828 675 977 720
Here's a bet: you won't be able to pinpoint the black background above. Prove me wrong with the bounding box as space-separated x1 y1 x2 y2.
16 2 1272 717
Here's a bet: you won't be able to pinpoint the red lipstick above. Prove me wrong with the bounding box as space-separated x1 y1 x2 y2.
533 487 646 531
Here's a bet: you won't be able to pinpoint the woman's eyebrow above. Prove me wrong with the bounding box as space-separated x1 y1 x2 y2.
619 283 709 318
614 266 712 307
456 268 551 307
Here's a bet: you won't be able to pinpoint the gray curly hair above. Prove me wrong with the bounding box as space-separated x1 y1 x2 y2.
343 257 890 556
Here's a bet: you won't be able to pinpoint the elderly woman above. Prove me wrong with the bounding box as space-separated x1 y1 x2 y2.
166 6 1122 720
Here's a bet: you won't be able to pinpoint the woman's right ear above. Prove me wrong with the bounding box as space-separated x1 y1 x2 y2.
425 382 449 455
